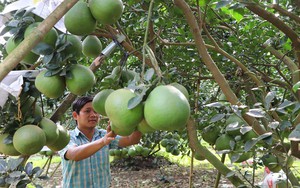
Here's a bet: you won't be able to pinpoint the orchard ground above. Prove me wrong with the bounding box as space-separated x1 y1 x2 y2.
27 150 300 188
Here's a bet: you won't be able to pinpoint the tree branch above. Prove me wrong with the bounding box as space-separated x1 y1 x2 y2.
270 4 300 24
0 0 79 82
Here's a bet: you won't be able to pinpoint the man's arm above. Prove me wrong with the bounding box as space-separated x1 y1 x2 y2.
118 131 142 147
65 129 116 161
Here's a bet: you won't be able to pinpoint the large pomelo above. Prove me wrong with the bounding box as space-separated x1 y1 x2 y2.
64 1 96 36
82 35 102 58
111 122 135 136
35 70 66 99
92 89 114 116
5 37 39 64
169 82 189 100
214 134 234 151
105 88 143 130
59 34 82 58
66 64 96 95
144 85 190 131
13 125 46 155
137 119 156 134
24 22 58 48
0 133 20 156
89 0 124 25
39 117 59 145
47 124 70 151
201 125 221 145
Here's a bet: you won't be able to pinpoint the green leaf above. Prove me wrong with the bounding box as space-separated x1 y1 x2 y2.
8 158 23 171
268 121 279 129
246 108 265 118
42 53 54 64
210 113 225 123
31 42 54 55
128 95 143 110
288 124 300 141
292 81 300 92
240 126 252 135
265 91 276 110
0 159 7 173
204 102 224 108
144 68 154 81
225 171 235 178
216 0 232 9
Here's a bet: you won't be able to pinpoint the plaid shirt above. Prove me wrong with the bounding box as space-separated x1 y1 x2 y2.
58 127 120 188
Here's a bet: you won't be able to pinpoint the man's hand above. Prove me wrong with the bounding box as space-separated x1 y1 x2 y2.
102 125 117 145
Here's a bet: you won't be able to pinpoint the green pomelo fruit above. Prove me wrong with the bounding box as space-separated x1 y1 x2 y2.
92 89 114 116
121 148 128 156
110 121 136 136
242 129 258 142
144 85 190 131
111 66 122 76
169 82 189 100
35 70 66 99
47 125 70 151
194 152 205 161
229 151 253 163
160 139 168 147
105 88 143 129
226 114 244 126
137 119 156 134
0 133 20 156
39 117 59 145
64 1 96 36
268 164 282 173
24 22 58 48
121 69 137 83
201 125 220 145
171 149 180 156
225 122 242 137
13 125 46 155
82 35 102 58
128 148 136 157
114 149 122 156
109 149 116 156
59 34 83 58
141 148 150 157
215 134 234 151
89 0 124 25
262 154 279 169
135 145 143 154
66 64 96 95
6 37 39 64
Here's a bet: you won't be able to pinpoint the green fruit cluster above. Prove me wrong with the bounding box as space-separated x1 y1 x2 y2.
0 118 70 156
160 133 181 156
109 145 151 158
35 64 95 98
64 0 124 36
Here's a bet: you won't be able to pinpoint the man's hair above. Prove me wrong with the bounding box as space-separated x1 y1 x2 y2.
72 96 93 114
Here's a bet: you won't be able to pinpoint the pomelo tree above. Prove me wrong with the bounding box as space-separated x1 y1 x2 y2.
0 0 300 187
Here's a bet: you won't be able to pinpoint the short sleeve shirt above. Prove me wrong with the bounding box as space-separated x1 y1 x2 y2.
58 127 120 188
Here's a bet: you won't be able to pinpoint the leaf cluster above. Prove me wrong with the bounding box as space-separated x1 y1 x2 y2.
0 157 43 188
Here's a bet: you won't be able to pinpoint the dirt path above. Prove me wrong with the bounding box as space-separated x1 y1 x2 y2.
38 156 236 188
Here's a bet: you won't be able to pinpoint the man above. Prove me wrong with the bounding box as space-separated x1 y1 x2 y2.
58 96 142 188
